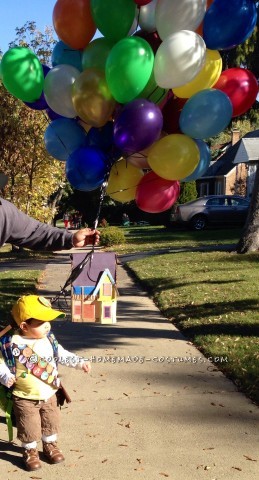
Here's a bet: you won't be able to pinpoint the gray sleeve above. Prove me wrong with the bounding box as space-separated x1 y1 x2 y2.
0 198 74 250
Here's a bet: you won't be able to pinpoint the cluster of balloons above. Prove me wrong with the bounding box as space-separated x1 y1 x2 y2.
0 0 258 214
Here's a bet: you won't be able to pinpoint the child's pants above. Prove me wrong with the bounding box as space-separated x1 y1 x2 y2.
12 394 60 443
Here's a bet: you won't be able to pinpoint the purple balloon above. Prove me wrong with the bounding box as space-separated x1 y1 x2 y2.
114 99 163 154
24 64 51 110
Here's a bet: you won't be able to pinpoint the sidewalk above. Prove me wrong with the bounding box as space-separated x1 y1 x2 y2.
0 251 258 480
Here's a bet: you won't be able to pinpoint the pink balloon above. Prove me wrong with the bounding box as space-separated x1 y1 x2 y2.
127 154 150 169
136 171 180 213
214 68 258 117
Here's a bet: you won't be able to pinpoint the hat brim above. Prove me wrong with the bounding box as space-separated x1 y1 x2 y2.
33 311 66 322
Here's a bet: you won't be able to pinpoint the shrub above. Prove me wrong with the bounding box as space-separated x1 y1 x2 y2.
100 226 126 247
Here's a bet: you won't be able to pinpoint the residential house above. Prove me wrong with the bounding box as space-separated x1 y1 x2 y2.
196 129 259 198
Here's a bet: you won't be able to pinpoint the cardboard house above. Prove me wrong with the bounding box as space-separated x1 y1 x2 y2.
71 252 117 324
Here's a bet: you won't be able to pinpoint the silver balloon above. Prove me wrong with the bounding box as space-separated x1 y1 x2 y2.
139 0 158 33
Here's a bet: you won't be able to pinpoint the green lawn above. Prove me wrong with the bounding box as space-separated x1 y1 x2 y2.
0 269 41 326
109 225 242 253
118 226 259 404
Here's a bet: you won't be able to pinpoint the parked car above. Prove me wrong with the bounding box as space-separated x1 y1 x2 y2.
170 195 250 230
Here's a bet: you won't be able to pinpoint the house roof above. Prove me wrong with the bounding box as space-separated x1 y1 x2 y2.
233 137 259 163
201 129 259 178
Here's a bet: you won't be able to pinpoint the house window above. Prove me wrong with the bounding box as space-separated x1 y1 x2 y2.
103 306 111 318
199 182 209 196
103 283 112 296
215 181 222 195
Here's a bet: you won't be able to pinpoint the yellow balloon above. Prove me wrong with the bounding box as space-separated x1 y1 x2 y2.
148 134 199 180
173 49 222 99
72 68 116 127
106 158 143 203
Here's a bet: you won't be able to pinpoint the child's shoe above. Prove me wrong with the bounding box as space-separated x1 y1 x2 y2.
22 447 41 471
42 441 65 464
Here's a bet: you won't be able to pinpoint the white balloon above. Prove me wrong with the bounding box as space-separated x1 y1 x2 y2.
155 0 207 40
154 30 206 89
44 65 80 118
139 0 158 33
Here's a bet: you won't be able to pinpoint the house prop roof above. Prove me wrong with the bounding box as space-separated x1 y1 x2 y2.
202 130 259 178
92 268 116 296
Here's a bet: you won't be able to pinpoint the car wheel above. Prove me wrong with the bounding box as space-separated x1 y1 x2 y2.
190 215 207 230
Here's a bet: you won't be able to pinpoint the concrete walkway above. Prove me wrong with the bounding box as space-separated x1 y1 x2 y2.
0 251 258 480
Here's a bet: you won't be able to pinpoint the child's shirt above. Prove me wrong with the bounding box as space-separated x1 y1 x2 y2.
0 332 86 401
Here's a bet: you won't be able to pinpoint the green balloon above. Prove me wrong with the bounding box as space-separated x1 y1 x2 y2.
90 0 136 42
137 69 168 105
82 38 115 71
106 37 154 104
1 47 44 102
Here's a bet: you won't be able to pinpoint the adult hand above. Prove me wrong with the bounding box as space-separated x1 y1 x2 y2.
72 228 100 248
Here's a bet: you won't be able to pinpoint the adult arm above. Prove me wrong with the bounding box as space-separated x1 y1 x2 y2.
0 198 99 250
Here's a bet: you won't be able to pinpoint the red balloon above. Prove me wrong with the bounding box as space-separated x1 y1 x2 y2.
134 30 162 54
214 68 258 118
161 96 187 134
136 171 180 213
134 0 152 6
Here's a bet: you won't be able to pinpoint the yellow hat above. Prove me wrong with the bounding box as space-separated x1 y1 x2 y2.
11 295 65 326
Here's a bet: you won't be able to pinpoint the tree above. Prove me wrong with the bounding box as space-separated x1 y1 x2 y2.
0 22 65 223
237 165 259 252
220 3 259 252
178 181 197 204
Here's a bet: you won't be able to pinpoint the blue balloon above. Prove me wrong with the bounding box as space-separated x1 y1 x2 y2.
203 0 257 50
87 121 114 152
52 41 83 71
179 89 233 139
182 140 211 181
66 146 108 191
44 119 87 161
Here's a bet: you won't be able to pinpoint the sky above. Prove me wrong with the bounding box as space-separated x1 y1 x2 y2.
0 0 58 53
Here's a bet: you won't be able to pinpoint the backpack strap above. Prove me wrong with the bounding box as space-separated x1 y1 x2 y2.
47 331 59 365
0 332 16 375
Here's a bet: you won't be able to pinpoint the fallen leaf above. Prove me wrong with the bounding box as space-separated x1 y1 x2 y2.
101 459 108 463
123 392 129 396
136 458 142 464
78 455 84 459
70 449 81 452
204 466 211 470
243 455 257 462
232 467 242 471
125 422 131 428
118 444 128 447
202 447 215 451
29 477 42 480
159 473 169 477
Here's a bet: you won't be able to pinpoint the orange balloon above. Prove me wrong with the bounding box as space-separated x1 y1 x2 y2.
53 0 96 50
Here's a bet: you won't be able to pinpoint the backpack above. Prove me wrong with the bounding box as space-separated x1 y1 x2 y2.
0 331 59 441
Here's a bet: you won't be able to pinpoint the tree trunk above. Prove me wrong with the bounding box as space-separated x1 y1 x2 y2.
236 163 259 253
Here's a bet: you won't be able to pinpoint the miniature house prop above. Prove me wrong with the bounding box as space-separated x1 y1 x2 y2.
71 252 117 324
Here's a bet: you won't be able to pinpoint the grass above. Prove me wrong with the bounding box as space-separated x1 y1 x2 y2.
0 269 41 326
117 226 259 404
105 225 242 253
0 244 53 326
